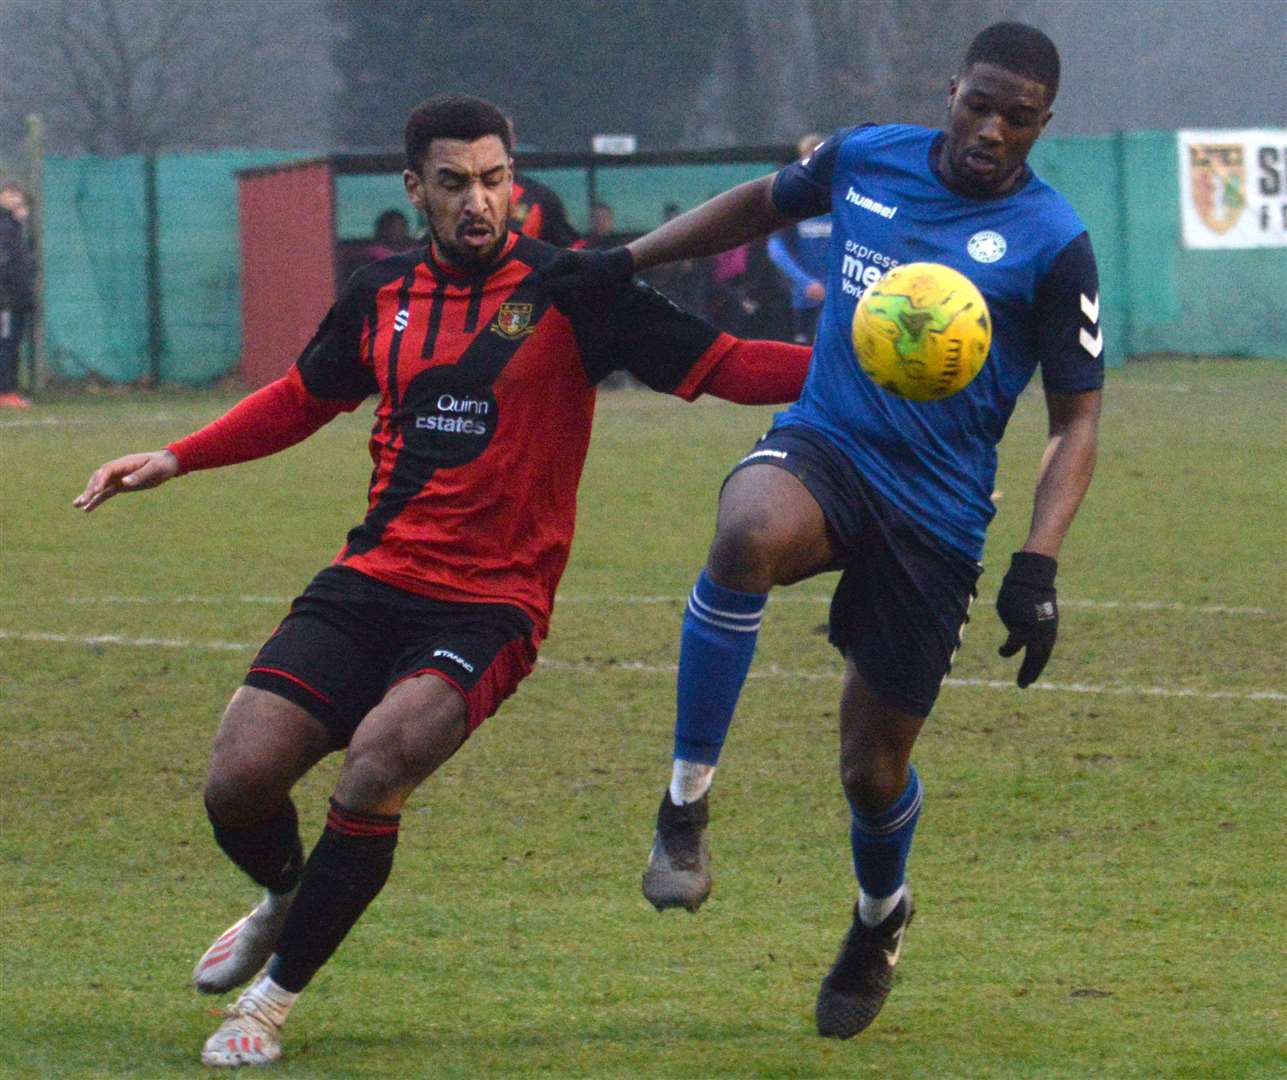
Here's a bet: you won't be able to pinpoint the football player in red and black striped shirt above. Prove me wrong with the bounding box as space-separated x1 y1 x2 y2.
73 93 809 1068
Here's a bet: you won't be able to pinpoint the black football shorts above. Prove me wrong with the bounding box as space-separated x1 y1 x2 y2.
727 424 981 717
244 565 538 747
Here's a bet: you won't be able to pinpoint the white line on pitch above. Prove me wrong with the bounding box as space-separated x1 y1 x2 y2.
3 628 1283 705
0 629 250 651
0 414 181 431
5 594 1275 617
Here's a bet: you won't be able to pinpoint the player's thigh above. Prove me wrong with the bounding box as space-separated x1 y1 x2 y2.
205 686 333 821
710 463 837 588
335 602 538 812
335 674 470 813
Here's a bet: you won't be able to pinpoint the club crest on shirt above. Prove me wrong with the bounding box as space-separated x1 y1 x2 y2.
492 302 536 339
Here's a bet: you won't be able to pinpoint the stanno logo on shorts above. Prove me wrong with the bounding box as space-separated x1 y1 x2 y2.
432 648 475 673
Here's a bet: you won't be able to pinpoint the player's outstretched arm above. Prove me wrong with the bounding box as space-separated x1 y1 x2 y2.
73 450 180 513
73 372 352 514
627 175 789 271
996 388 1101 687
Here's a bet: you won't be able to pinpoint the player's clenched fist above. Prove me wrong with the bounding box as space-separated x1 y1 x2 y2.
73 449 180 512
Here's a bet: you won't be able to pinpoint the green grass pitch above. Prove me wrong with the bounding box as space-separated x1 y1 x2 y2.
1 358 1284 1078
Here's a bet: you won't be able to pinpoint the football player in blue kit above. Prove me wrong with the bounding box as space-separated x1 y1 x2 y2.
539 22 1103 1037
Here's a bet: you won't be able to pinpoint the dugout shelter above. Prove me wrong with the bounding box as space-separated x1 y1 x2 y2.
235 146 794 389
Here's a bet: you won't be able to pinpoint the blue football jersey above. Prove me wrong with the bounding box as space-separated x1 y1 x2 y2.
772 124 1104 560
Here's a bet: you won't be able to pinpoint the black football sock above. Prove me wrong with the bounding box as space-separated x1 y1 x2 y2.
265 798 400 993
208 797 305 896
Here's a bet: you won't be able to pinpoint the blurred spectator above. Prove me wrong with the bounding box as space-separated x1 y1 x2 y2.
337 209 416 284
704 238 785 339
0 181 35 408
767 134 832 344
585 201 617 248
512 173 581 246
365 209 415 260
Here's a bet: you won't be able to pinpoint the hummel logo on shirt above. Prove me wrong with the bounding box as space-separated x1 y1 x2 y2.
844 186 898 219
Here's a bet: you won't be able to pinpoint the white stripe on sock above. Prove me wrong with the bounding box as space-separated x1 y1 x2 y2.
688 593 764 633
853 785 922 837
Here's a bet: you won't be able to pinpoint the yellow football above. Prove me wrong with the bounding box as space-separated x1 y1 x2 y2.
851 262 992 401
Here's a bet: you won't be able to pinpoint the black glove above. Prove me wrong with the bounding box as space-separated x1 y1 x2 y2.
996 551 1058 688
534 245 634 297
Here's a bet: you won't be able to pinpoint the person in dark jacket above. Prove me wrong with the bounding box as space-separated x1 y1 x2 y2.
0 181 35 408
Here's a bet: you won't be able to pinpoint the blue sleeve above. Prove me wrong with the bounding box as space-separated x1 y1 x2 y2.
1035 231 1105 393
766 231 817 290
771 126 860 219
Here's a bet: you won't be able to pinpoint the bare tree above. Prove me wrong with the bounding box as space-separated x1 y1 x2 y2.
0 0 337 155
683 0 1018 146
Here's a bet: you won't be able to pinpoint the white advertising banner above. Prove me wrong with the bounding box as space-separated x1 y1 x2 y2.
1178 129 1287 249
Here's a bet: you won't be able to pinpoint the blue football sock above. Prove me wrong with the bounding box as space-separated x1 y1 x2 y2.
849 766 922 901
673 570 767 766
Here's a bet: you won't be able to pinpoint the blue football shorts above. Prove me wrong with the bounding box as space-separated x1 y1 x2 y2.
727 424 981 717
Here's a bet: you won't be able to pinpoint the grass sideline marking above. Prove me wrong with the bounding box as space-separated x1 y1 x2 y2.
7 593 1275 618
4 628 1284 705
0 414 180 431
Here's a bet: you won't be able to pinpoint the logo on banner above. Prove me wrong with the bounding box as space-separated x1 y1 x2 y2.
1188 143 1245 235
492 302 535 339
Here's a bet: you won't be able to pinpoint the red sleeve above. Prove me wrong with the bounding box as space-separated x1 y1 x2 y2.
689 337 812 405
166 367 352 474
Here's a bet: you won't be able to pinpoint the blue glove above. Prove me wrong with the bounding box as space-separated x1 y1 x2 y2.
996 551 1058 688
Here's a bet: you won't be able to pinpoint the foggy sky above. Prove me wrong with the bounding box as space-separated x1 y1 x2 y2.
0 0 1280 161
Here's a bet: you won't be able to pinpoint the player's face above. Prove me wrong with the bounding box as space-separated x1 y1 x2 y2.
404 135 512 268
941 62 1052 197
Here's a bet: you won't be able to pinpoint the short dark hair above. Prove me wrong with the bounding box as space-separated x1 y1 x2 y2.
404 94 512 172
963 22 1060 103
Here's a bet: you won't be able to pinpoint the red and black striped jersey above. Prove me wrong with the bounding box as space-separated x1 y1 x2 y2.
293 232 737 641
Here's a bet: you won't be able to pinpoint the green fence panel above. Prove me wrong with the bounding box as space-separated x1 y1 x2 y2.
43 156 150 382
43 150 315 385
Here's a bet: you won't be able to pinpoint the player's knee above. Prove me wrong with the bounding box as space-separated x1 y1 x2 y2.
337 739 430 812
708 513 790 586
203 767 273 827
840 756 907 818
